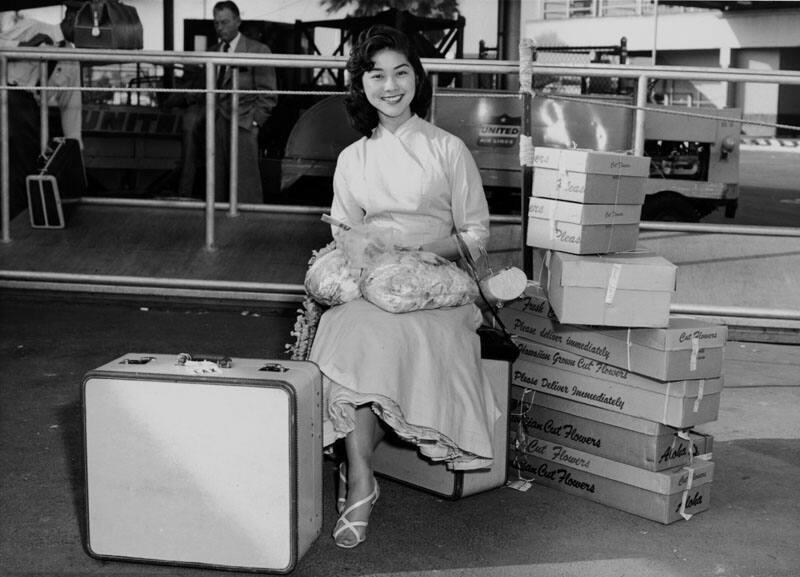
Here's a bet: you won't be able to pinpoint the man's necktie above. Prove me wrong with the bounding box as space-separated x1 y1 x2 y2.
216 42 230 90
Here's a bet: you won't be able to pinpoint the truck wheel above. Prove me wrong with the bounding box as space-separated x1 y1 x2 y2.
641 192 702 222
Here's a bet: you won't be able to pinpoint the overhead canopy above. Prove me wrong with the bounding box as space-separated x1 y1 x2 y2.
2 0 87 11
2 0 66 10
659 1 800 11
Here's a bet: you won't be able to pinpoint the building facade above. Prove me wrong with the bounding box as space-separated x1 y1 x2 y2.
519 0 800 136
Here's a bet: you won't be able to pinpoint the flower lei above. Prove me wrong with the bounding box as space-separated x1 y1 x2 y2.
285 241 336 360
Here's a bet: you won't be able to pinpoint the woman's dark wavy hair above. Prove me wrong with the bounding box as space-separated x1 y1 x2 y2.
344 25 433 137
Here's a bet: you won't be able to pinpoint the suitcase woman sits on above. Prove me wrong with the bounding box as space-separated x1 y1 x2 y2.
303 25 501 549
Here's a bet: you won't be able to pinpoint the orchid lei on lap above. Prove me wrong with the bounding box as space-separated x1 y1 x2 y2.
285 225 485 358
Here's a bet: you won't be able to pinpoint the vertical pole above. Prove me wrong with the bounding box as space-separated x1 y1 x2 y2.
1 56 9 243
455 18 464 88
496 0 505 92
652 0 659 66
634 74 648 156
163 0 175 89
522 90 533 277
455 16 464 60
39 61 49 154
430 73 438 124
205 62 216 250
164 0 174 50
499 0 522 92
228 67 239 216
519 40 536 278
719 47 733 108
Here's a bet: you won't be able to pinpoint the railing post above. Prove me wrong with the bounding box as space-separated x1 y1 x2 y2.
1 56 9 244
39 61 49 155
205 61 216 251
430 73 438 124
634 74 648 155
522 89 533 278
520 39 536 279
228 67 239 217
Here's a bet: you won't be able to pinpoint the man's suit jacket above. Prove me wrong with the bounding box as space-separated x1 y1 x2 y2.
213 34 277 130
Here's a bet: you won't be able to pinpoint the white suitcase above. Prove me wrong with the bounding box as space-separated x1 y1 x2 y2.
82 353 322 573
372 337 516 499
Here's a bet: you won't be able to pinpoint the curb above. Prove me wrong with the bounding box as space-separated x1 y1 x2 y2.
740 137 800 152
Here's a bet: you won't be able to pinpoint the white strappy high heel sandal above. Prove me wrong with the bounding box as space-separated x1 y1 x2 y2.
332 479 380 549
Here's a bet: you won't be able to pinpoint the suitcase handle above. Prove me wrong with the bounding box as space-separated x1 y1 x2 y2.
176 353 233 369
120 355 155 365
259 363 288 373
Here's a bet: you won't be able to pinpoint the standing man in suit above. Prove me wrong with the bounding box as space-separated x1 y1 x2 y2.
211 1 276 204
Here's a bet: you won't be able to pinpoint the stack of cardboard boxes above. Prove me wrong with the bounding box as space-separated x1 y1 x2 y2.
500 146 726 524
526 147 648 255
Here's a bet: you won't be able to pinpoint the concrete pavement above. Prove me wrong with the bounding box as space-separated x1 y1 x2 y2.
1 294 798 577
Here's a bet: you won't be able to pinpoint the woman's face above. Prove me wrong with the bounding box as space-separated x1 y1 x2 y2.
362 48 416 130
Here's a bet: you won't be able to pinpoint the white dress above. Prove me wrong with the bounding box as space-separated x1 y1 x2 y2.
309 115 500 470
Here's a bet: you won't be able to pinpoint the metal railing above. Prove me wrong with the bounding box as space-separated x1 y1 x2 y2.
2 45 800 323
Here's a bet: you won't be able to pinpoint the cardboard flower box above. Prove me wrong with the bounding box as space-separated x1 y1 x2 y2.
510 434 713 495
532 147 651 178
526 197 641 254
546 251 677 327
688 430 714 460
512 338 722 428
591 318 727 381
508 435 713 524
499 284 727 381
532 167 647 205
510 388 694 471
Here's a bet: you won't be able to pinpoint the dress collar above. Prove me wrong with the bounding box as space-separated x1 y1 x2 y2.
375 114 420 140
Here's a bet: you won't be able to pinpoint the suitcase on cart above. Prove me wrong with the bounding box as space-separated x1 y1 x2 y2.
372 332 517 498
82 353 322 573
74 0 144 49
25 137 85 229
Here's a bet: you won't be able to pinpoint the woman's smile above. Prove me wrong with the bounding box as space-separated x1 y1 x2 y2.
363 48 416 131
